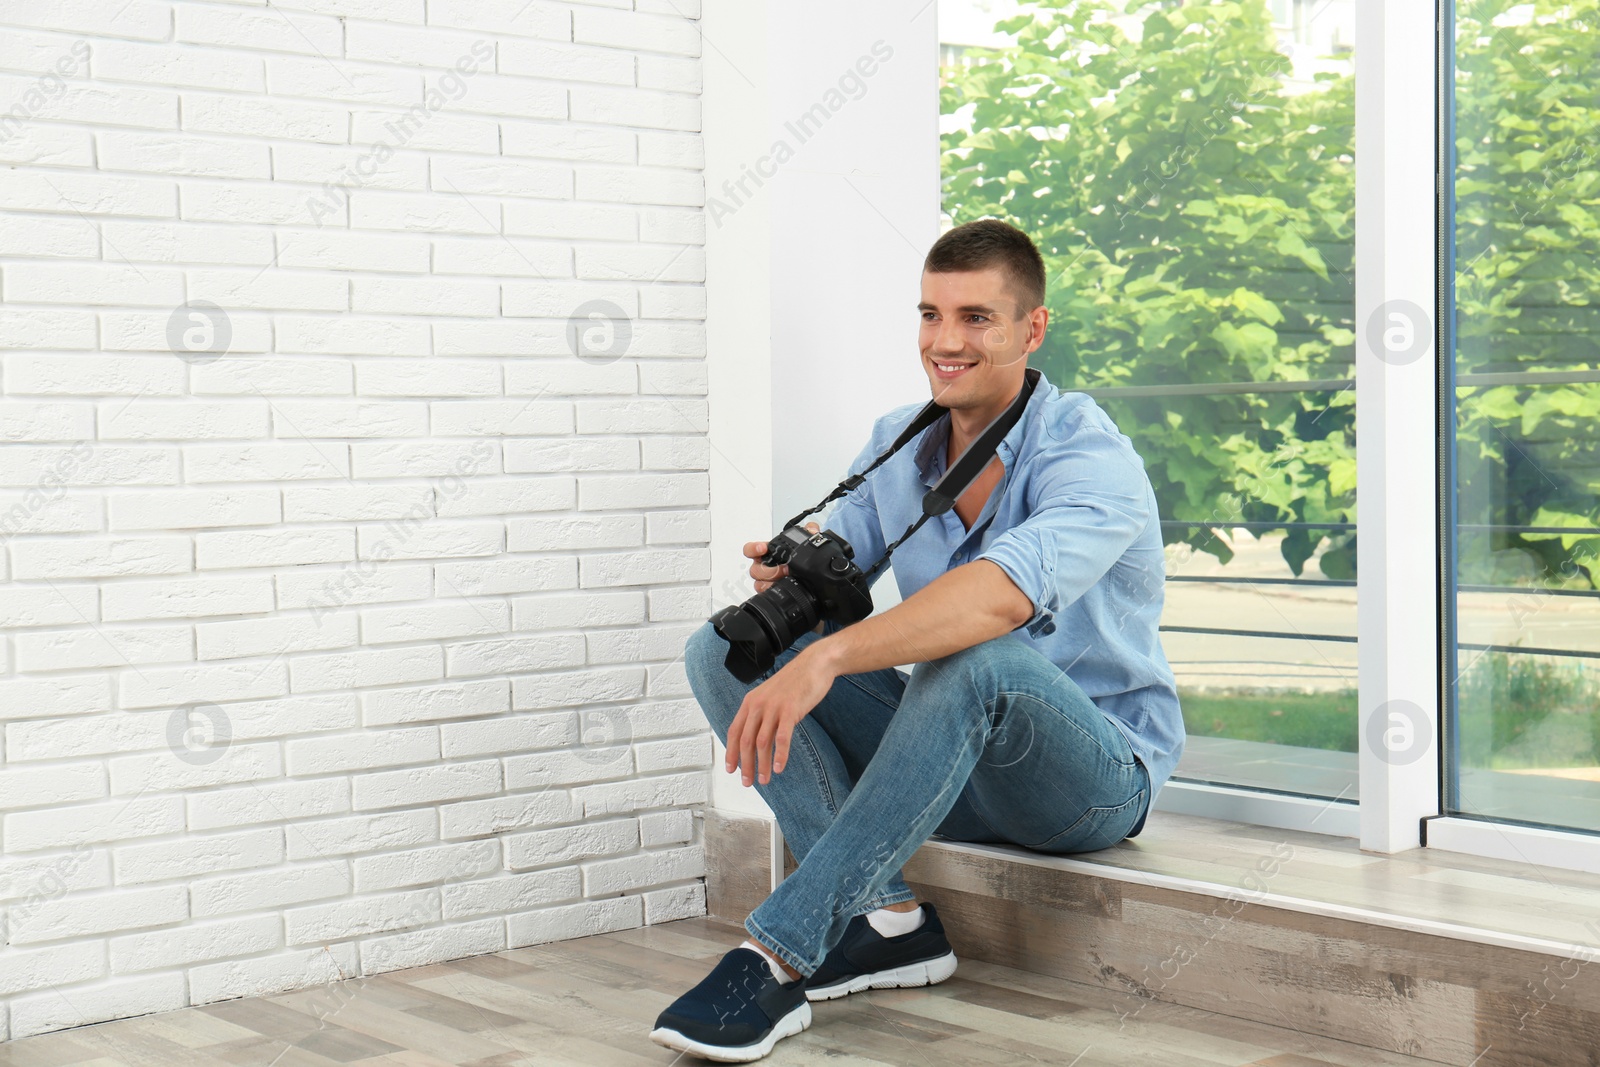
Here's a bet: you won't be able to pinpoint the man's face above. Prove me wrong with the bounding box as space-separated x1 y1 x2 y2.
917 266 1047 412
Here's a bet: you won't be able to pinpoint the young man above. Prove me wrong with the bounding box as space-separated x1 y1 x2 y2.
651 219 1185 1062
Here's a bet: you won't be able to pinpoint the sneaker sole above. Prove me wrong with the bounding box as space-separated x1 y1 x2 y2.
648 1000 812 1063
804 951 959 1002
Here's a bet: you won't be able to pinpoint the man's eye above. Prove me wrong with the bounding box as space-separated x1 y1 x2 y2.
968 315 988 323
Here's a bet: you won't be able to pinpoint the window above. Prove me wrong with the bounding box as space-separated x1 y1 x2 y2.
1445 0 1600 835
940 0 1358 806
935 0 1600 867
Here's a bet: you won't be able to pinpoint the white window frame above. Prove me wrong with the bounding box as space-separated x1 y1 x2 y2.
1334 0 1440 853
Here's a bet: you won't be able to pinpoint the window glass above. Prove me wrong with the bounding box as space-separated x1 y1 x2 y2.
1448 0 1600 832
940 0 1357 800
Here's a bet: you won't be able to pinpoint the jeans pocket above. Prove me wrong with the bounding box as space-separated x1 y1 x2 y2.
1030 787 1149 854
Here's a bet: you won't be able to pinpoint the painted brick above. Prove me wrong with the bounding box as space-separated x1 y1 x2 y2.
0 0 711 1042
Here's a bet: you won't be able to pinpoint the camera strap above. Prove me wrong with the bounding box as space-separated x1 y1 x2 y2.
784 367 1043 581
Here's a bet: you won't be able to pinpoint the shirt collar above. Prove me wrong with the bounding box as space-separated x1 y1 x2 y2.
913 367 1050 486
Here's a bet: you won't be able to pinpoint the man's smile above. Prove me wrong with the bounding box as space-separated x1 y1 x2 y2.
929 357 977 380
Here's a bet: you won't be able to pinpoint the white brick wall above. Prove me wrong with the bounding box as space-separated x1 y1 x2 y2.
0 0 711 1042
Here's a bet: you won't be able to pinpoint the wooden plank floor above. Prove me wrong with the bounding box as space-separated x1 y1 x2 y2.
0 916 1454 1067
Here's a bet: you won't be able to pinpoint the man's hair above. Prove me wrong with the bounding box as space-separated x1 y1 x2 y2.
923 218 1046 315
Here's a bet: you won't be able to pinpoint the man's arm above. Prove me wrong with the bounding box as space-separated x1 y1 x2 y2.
726 410 1153 787
806 414 1153 670
724 557 1034 785
803 558 1033 677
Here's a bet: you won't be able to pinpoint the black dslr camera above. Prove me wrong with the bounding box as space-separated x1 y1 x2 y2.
709 525 874 684
707 367 1043 685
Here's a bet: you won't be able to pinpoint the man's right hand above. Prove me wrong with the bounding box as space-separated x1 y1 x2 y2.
744 522 821 593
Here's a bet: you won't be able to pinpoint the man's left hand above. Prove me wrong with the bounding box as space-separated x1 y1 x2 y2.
725 645 838 786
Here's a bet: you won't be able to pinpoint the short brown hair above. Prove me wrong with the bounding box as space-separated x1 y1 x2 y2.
924 218 1046 314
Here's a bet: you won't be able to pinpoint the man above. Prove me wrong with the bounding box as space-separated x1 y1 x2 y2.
650 218 1185 1062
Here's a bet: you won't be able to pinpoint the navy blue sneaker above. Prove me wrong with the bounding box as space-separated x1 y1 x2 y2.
649 946 811 1062
804 902 958 1002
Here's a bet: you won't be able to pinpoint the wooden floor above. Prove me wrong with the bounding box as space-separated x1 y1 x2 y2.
0 915 1454 1067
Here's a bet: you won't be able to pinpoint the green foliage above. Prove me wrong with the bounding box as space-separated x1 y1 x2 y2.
941 0 1600 587
1454 0 1600 586
941 0 1355 575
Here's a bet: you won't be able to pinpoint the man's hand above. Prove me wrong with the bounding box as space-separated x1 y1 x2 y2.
722 553 1032 786
724 643 837 786
743 521 821 593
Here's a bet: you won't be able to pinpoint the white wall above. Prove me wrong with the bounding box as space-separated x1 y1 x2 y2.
0 0 709 1041
768 5 941 525
702 0 939 819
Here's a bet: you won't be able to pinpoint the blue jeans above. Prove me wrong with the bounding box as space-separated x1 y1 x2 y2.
684 617 1151 977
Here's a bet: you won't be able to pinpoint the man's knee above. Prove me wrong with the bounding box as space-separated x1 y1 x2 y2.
684 619 725 690
685 617 719 659
915 634 1023 687
904 637 1028 720
685 620 740 731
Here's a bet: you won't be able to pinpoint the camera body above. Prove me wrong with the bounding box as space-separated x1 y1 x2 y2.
710 525 875 683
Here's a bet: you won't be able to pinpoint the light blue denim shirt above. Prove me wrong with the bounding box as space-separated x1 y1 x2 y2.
819 369 1186 805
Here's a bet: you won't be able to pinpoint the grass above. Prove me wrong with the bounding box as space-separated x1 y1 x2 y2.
1181 652 1600 769
1457 651 1600 770
1180 689 1358 752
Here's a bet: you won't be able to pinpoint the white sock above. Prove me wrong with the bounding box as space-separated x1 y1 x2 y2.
865 904 925 938
740 939 794 983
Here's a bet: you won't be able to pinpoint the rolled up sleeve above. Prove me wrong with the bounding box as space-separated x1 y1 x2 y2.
976 424 1151 636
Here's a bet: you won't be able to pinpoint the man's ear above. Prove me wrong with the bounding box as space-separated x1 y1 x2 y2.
1024 304 1049 356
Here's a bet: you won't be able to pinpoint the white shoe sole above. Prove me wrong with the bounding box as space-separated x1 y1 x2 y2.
804 951 959 1002
648 1000 812 1062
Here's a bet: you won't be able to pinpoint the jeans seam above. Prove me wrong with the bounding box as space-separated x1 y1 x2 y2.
1032 785 1147 852
992 688 1135 768
963 694 1012 842
795 720 841 818
855 889 916 915
745 914 811 978
839 670 904 712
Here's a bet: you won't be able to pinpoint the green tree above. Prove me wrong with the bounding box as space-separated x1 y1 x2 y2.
1454 0 1600 588
942 0 1600 588
941 0 1356 576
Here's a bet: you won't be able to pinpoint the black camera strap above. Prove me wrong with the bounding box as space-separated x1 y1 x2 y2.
783 367 1043 581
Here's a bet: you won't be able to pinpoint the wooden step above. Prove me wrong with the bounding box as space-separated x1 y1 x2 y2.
700 807 1600 1067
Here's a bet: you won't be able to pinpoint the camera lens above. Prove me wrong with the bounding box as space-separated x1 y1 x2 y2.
711 576 822 683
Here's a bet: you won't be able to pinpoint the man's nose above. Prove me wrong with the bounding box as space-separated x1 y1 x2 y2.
932 316 965 354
